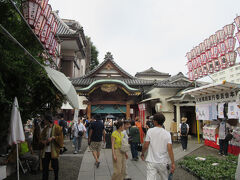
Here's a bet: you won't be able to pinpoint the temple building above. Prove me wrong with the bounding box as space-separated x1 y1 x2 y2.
72 52 201 133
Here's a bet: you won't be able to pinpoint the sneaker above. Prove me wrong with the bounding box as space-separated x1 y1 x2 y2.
74 151 78 154
183 149 186 152
95 162 100 168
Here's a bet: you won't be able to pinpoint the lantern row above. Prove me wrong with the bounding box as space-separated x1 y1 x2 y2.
186 16 240 81
22 0 60 57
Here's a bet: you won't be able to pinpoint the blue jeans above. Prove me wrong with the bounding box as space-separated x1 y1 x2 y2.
130 142 138 159
75 136 83 151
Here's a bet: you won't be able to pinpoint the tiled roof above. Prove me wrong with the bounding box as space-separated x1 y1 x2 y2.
154 72 193 88
135 67 170 77
71 52 155 87
52 11 76 35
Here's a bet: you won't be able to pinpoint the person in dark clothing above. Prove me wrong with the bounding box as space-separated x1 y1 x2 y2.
88 114 105 168
129 121 140 161
179 117 189 151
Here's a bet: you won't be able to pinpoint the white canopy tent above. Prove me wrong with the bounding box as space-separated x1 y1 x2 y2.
61 95 88 110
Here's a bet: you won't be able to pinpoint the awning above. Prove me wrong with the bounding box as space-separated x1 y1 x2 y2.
140 97 160 103
183 81 239 97
44 66 79 109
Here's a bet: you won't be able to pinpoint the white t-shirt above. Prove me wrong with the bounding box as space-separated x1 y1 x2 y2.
74 123 86 137
145 127 172 164
122 130 128 140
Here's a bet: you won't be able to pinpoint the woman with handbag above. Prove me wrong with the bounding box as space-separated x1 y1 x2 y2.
111 121 128 180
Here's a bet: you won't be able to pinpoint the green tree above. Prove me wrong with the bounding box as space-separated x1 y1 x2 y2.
87 38 99 70
0 0 64 145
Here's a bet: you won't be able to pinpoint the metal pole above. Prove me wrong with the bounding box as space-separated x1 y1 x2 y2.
16 143 19 180
196 116 200 144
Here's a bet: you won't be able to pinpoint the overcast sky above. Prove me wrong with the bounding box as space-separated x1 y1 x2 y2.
49 0 240 77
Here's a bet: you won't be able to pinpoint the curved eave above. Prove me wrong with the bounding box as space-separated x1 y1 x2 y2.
77 79 141 92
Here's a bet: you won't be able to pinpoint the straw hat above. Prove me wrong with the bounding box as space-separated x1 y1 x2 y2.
181 117 187 123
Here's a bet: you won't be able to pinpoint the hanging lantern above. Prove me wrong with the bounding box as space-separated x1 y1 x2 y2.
218 55 228 69
37 0 48 11
202 64 208 75
45 31 54 49
188 70 194 81
192 58 198 69
49 38 57 55
210 34 218 46
191 48 197 59
210 46 219 59
200 53 207 65
196 46 201 57
199 42 206 53
51 18 58 35
223 24 235 39
206 50 212 62
187 61 193 71
34 11 46 36
237 47 240 57
197 56 201 67
214 59 221 71
224 37 236 53
43 4 52 19
204 38 211 50
207 62 214 73
22 0 42 28
216 30 225 43
40 18 50 43
217 42 226 56
226 51 237 66
186 52 192 62
236 32 240 45
234 16 240 32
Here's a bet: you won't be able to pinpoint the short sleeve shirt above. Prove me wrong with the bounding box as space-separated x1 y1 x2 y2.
90 120 104 142
112 130 124 149
145 127 172 164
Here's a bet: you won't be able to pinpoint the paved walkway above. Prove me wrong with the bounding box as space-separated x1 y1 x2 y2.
78 139 203 180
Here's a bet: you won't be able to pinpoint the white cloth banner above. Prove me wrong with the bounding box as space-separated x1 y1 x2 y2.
209 103 218 120
218 103 225 119
228 102 238 119
196 104 210 120
73 109 79 123
8 97 25 145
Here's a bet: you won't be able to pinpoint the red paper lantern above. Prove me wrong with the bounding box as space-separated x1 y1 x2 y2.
199 42 206 53
187 61 192 71
45 31 54 49
198 67 203 78
49 38 57 55
34 11 46 36
196 46 201 57
186 52 192 62
216 30 225 43
40 19 50 43
194 69 199 80
204 38 211 50
206 50 212 62
197 56 202 67
211 46 219 59
37 0 49 11
225 51 237 66
22 0 42 28
234 16 240 32
236 32 240 45
210 34 218 46
218 55 228 69
200 53 207 65
223 24 235 39
51 19 58 35
191 48 197 59
207 62 214 73
217 42 226 56
188 70 194 81
43 4 52 19
214 59 221 71
224 37 236 53
202 64 208 75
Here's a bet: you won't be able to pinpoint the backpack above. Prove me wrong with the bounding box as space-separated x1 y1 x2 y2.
181 123 188 136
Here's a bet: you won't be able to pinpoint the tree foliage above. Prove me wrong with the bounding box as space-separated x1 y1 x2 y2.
0 0 64 145
88 38 99 70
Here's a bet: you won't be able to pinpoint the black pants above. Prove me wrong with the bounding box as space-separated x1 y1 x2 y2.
219 139 229 155
42 152 59 180
130 142 138 159
181 136 188 150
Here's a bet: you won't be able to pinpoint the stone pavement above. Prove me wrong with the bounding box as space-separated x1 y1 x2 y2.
78 139 203 180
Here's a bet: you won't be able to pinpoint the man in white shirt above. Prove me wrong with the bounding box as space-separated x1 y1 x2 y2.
73 118 86 154
141 113 175 180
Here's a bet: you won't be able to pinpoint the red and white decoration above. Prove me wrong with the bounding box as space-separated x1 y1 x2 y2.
22 0 59 57
186 19 239 81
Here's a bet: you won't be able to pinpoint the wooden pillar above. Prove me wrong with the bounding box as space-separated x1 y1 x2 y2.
176 103 181 132
126 103 130 120
87 103 91 119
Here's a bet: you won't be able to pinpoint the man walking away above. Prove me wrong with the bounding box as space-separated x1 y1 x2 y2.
141 113 175 180
40 114 63 180
88 114 105 168
73 117 86 154
179 117 189 151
